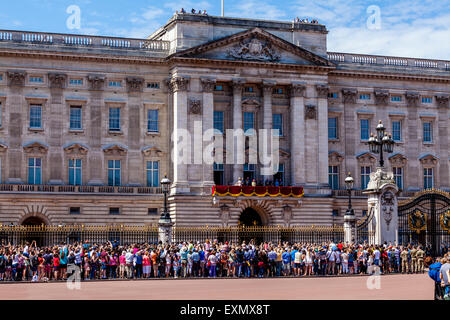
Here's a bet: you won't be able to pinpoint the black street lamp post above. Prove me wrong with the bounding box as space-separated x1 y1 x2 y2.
368 120 395 167
344 172 356 243
345 173 354 215
160 175 171 222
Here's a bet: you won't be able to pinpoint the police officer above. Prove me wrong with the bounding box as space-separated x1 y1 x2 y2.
410 245 418 273
416 246 425 273
400 246 409 274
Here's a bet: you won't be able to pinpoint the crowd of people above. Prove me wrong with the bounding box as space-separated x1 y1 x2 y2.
176 8 208 15
294 17 319 24
1 239 448 283
235 177 284 187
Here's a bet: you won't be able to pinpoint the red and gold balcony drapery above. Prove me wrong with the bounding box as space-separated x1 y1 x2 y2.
212 185 304 197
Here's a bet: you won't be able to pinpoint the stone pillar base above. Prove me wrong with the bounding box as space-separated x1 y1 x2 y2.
344 212 356 244
158 219 174 245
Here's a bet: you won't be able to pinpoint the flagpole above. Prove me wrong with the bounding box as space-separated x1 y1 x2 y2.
221 0 224 16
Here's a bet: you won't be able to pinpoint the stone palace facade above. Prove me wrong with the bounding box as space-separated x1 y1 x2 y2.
0 13 448 227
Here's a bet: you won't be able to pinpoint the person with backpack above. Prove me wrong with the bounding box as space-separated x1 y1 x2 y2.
427 256 443 300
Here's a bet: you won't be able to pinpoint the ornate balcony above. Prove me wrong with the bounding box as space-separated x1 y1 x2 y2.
212 185 304 198
0 184 162 195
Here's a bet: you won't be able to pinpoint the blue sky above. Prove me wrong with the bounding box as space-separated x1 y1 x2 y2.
1 0 450 59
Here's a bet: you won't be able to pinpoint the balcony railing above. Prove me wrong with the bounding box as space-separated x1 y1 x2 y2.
327 52 450 71
0 184 162 194
331 189 417 198
212 185 304 197
0 30 170 52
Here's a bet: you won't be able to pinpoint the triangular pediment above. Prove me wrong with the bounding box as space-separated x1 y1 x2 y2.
171 28 333 67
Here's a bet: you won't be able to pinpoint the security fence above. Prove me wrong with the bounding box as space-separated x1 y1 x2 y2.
0 224 344 247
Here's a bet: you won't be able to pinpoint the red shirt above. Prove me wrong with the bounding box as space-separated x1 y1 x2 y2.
53 257 60 267
338 243 343 250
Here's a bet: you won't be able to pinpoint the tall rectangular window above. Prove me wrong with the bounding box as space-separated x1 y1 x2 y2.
29 104 42 129
273 113 283 136
213 111 224 134
361 166 371 189
423 122 432 142
68 159 82 185
146 161 159 187
243 112 254 133
243 163 255 181
424 168 433 189
147 109 159 132
109 107 121 131
108 160 121 186
28 158 42 185
69 106 82 130
328 117 338 139
360 119 369 140
392 121 401 141
328 166 339 190
213 162 224 185
273 163 284 185
393 167 403 189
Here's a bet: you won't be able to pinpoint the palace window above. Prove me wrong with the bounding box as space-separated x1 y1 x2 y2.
29 76 43 83
147 82 159 89
273 113 283 136
213 162 224 185
422 97 432 104
273 163 284 186
328 165 339 190
424 168 433 189
109 107 121 131
107 160 121 186
109 207 120 215
70 207 81 215
213 111 224 134
359 94 371 100
28 158 42 185
69 79 83 86
243 163 256 181
328 117 338 139
332 209 339 217
360 166 371 189
393 167 403 189
272 87 284 94
243 112 254 134
68 159 82 185
391 96 401 102
108 80 122 87
392 121 401 141
146 161 159 187
148 208 158 215
69 106 82 130
29 104 42 129
360 119 369 140
214 85 223 91
147 109 159 133
328 92 338 99
244 86 254 93
423 122 432 143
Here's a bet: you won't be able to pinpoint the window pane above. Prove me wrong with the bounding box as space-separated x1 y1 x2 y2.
328 117 337 139
70 106 82 130
273 113 282 136
147 110 159 132
360 119 369 140
243 112 254 133
30 105 42 128
28 167 34 184
109 108 121 130
393 121 401 141
108 160 113 169
213 111 224 134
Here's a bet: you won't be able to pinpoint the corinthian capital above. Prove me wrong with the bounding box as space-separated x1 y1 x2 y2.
87 74 106 91
435 94 449 108
48 73 67 89
170 76 190 92
405 91 419 107
232 79 245 95
7 70 26 87
200 78 216 93
126 77 144 93
315 84 329 98
262 80 276 95
342 88 357 104
289 82 306 97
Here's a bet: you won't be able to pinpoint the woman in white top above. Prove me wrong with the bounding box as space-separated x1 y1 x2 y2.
304 248 313 276
294 250 302 276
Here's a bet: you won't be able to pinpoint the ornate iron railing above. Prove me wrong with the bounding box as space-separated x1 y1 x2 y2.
0 184 162 194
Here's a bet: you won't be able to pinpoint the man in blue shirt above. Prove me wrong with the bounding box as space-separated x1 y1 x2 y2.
282 249 290 276
198 248 205 277
236 247 244 277
191 249 200 277
428 257 443 300
290 246 298 276
243 248 251 278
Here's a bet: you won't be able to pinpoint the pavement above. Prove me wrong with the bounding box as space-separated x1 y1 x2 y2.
0 273 433 300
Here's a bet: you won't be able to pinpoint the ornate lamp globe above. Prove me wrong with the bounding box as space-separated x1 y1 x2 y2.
385 134 394 153
368 133 377 153
161 175 171 193
344 172 354 190
376 120 386 141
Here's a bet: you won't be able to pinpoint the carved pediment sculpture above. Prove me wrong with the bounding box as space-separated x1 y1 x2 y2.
103 144 127 156
64 143 89 155
329 151 344 165
366 167 395 191
189 99 202 114
87 75 106 91
356 152 377 166
141 145 163 157
7 71 26 87
242 98 260 107
419 154 438 166
227 37 281 62
48 73 67 89
305 105 317 120
342 88 357 104
279 149 291 159
389 153 407 166
374 89 389 105
126 77 144 93
435 95 449 108
405 92 419 107
23 142 48 154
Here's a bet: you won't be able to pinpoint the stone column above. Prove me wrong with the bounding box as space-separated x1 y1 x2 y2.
6 71 26 184
405 92 420 190
436 95 449 189
170 76 190 194
48 73 67 185
344 211 356 244
261 81 275 180
289 82 306 186
87 75 105 185
365 168 399 245
201 77 216 190
232 79 244 183
126 77 144 186
316 84 329 187
342 88 358 180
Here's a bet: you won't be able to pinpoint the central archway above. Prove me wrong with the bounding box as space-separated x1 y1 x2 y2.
21 216 47 246
238 207 266 244
239 207 263 226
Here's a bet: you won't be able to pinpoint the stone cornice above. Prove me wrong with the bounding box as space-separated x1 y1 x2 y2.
330 69 450 84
